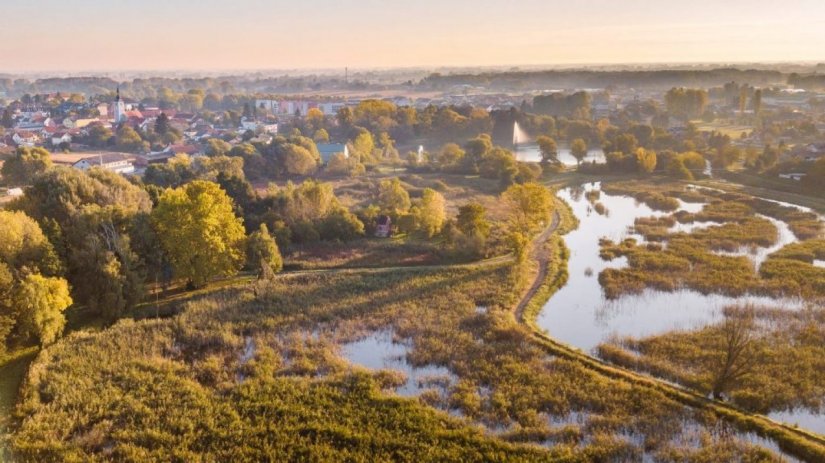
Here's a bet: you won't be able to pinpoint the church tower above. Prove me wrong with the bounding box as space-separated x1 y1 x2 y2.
113 86 126 123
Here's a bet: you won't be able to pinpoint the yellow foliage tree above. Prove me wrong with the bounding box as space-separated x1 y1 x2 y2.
152 181 246 288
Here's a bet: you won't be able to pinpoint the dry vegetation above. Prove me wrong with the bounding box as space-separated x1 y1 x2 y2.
6 260 788 461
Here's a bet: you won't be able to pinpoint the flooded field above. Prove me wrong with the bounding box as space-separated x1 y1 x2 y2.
536 183 803 352
536 183 823 436
340 330 455 397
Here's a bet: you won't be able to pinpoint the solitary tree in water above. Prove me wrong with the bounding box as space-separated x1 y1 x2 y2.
710 306 757 400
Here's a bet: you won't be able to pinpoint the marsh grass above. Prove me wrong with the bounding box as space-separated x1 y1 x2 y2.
6 250 792 461
599 304 825 417
599 186 823 299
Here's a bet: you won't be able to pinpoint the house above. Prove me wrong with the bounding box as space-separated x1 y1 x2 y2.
6 187 23 197
51 132 72 146
73 153 135 174
240 118 259 131
317 143 348 164
375 215 392 238
12 131 39 147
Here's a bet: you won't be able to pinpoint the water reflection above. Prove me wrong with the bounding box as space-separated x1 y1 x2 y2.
514 144 606 165
537 183 803 353
340 330 455 397
768 408 825 436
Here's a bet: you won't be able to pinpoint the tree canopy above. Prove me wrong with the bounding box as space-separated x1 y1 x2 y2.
152 180 246 287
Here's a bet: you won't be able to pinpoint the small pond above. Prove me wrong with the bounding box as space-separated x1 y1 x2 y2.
340 330 455 397
514 144 606 166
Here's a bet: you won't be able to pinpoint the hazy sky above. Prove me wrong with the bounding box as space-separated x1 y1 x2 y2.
3 0 825 71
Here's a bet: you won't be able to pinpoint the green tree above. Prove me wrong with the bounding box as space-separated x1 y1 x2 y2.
1 147 53 186
464 134 493 165
246 224 283 279
536 136 558 165
318 209 365 241
152 181 246 287
437 143 465 169
377 178 411 216
206 138 232 157
456 203 490 238
1 109 13 129
570 138 588 165
415 188 446 238
86 124 113 148
667 157 694 180
115 125 148 153
155 112 171 135
14 273 72 346
752 89 762 115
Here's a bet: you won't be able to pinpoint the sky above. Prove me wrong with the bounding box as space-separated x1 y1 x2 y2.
3 0 825 72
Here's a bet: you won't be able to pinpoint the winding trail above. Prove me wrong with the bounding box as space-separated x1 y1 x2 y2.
514 211 560 322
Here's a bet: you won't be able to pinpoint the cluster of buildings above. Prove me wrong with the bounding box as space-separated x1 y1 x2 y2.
1 89 286 176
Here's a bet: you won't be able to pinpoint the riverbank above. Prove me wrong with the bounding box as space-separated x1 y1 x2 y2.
514 182 825 462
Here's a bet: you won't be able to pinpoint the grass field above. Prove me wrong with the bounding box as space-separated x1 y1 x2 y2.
692 121 754 139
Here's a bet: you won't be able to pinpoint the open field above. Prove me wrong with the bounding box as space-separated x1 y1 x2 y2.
692 121 754 139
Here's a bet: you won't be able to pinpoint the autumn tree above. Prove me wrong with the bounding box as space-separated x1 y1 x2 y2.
152 180 246 287
502 182 554 234
437 143 465 169
206 138 232 157
414 188 446 238
352 131 375 161
457 203 490 238
0 210 72 349
536 136 558 165
283 144 318 176
570 138 588 165
313 128 330 143
246 224 283 279
377 178 411 216
1 146 53 185
13 273 72 346
634 148 657 173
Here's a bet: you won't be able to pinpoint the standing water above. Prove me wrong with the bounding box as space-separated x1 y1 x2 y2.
536 184 804 352
536 183 824 437
512 121 606 165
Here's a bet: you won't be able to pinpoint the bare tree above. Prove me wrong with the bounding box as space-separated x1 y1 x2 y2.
710 305 757 400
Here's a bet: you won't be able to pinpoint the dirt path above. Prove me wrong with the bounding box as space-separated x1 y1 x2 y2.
514 211 560 322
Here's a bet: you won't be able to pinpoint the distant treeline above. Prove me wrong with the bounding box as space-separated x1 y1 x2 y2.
787 73 825 90
0 75 372 99
421 68 786 90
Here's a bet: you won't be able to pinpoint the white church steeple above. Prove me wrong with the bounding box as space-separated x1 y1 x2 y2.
113 86 126 123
